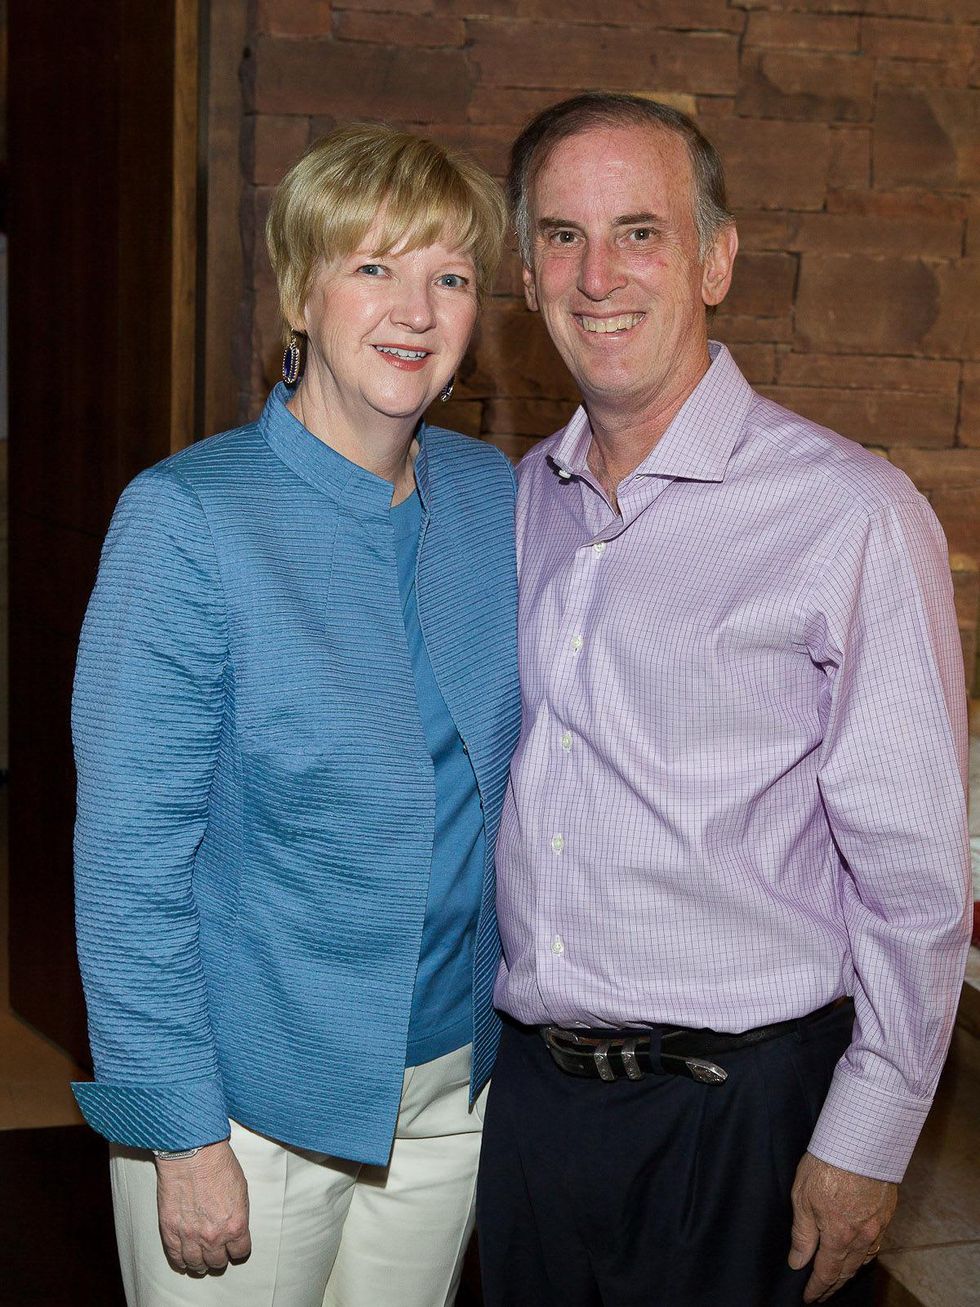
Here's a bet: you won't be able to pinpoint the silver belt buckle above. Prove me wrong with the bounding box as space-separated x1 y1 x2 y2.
684 1057 728 1084
543 1025 579 1051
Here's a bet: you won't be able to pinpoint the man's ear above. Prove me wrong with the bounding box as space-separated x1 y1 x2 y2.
522 263 539 313
702 222 738 309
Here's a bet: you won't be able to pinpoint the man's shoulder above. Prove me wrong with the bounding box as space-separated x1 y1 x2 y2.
745 390 921 516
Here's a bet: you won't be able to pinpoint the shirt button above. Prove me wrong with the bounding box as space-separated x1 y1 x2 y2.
551 833 565 854
551 935 565 955
561 730 573 751
592 541 606 556
570 634 583 653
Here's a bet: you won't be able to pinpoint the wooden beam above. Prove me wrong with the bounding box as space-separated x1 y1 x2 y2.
171 0 200 451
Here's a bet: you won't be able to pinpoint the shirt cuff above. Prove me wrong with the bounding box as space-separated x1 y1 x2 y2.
807 1065 933 1183
72 1076 230 1152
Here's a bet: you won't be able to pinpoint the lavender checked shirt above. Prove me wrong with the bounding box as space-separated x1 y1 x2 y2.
494 342 972 1183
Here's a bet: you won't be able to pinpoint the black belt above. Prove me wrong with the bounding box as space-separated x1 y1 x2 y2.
541 999 851 1085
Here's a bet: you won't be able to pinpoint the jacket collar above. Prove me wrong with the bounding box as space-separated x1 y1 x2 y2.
259 382 435 520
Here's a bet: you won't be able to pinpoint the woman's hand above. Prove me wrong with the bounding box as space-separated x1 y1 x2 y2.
155 1139 251 1274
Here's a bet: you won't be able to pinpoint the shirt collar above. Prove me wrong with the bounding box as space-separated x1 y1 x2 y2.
259 382 432 519
550 342 755 486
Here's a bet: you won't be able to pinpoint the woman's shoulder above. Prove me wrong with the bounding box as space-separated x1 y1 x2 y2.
422 425 516 485
121 420 269 509
159 419 267 481
101 424 272 564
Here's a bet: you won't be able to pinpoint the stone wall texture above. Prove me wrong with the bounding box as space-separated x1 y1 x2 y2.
241 0 980 686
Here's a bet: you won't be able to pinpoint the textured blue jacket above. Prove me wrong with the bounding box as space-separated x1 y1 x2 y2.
72 385 520 1166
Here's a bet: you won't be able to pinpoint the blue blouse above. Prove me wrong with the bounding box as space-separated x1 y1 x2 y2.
390 491 486 1067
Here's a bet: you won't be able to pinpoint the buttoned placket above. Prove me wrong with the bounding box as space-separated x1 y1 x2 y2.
536 469 680 989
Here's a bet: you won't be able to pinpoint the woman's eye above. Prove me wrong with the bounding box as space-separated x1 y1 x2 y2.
357 263 386 276
438 273 469 289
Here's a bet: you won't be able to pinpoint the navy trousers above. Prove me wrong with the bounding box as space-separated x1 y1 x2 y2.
477 1004 877 1307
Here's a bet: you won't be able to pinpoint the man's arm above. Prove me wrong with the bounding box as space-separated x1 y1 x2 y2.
796 492 971 1299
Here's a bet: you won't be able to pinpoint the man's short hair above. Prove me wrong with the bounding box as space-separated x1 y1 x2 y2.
508 92 733 265
267 122 507 338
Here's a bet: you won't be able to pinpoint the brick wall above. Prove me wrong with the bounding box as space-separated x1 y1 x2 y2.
241 0 980 685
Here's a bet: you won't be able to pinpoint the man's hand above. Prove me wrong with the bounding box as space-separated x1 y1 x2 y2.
155 1139 251 1275
789 1152 898 1302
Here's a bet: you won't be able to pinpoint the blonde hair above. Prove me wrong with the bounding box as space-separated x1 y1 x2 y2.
266 123 507 336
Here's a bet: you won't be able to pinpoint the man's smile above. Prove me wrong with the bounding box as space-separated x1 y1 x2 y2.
574 312 645 335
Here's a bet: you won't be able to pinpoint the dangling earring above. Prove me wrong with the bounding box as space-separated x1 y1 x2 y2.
282 330 304 386
439 375 455 403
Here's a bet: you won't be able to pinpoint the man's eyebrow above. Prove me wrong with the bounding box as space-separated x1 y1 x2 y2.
535 213 665 231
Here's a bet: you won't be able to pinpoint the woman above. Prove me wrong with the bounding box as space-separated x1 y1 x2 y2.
71 124 520 1306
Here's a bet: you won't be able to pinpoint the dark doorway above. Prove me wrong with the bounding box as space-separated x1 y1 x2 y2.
7 0 202 1062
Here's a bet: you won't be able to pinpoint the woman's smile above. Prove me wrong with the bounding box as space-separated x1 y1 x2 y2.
372 343 434 371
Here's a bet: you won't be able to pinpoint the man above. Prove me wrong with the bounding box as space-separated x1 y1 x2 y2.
477 93 971 1307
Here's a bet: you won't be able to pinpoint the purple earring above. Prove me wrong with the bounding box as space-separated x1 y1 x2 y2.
282 331 303 386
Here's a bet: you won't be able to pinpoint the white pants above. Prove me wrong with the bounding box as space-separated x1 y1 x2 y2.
110 1044 486 1307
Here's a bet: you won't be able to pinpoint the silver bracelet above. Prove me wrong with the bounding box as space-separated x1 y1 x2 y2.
151 1147 201 1159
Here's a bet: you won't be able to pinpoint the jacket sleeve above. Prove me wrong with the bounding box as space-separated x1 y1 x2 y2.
805 493 971 1182
71 465 231 1150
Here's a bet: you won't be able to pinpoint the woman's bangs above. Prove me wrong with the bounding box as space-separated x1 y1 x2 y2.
369 192 479 261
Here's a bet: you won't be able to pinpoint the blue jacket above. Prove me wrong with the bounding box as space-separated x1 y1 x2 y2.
72 385 520 1165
